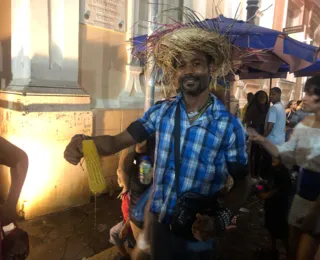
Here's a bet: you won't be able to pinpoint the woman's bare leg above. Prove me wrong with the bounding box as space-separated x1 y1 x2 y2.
296 233 319 260
288 225 302 260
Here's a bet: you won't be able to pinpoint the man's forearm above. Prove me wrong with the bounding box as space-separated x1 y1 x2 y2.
264 130 271 137
221 175 251 214
91 131 137 157
91 135 118 156
264 122 274 137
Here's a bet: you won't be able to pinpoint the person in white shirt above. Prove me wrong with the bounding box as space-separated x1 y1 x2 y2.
264 87 286 145
256 88 290 257
259 87 286 180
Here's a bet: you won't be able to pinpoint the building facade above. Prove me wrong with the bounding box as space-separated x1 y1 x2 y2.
234 0 320 108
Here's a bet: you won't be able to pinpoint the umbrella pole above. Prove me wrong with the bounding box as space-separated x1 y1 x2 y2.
269 78 272 96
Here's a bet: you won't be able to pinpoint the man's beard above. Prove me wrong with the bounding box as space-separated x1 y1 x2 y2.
178 75 209 97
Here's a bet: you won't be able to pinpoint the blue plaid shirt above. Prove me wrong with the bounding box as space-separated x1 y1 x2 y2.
137 93 247 222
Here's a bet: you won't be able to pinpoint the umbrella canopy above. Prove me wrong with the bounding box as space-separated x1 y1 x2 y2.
294 58 320 77
132 15 319 75
229 63 289 80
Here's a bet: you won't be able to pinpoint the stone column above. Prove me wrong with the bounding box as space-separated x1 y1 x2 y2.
119 0 145 108
0 0 92 219
234 78 247 109
272 0 287 30
246 0 260 24
294 77 303 101
10 0 82 89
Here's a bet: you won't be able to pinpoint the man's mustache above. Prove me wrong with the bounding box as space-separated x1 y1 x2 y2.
180 75 200 83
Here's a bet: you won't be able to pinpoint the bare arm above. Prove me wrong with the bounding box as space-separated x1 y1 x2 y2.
118 145 136 174
257 137 279 158
92 130 137 156
247 128 280 158
0 137 28 223
264 122 274 137
64 130 138 165
221 119 251 213
220 175 251 213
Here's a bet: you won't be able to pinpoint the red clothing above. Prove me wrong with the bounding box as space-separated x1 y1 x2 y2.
121 192 130 221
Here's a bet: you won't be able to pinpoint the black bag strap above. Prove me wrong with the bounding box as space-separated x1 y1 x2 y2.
174 103 181 195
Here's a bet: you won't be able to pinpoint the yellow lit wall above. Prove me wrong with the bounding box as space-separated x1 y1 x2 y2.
0 93 93 219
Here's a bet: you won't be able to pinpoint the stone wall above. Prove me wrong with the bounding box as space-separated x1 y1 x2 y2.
0 92 93 219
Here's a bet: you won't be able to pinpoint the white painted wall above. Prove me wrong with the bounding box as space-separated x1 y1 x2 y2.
11 0 80 88
224 0 244 19
259 0 275 29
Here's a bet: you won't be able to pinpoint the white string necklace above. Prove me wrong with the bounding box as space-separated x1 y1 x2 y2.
187 111 200 118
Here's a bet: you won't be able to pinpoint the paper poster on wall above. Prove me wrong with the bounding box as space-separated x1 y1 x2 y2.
80 0 126 33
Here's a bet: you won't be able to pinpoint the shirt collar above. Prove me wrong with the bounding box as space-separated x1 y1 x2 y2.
176 92 227 122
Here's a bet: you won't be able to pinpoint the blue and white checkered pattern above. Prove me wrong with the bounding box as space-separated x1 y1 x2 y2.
138 93 248 222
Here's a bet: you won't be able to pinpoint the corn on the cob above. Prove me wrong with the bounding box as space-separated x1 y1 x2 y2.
82 140 106 194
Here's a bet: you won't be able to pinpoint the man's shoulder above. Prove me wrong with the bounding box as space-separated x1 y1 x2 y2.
268 103 284 115
155 96 177 106
145 98 177 114
274 102 285 111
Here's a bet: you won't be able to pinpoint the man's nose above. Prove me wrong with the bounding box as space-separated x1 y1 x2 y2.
184 64 195 75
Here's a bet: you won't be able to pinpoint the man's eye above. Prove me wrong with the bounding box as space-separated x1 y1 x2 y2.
177 64 185 68
193 62 201 66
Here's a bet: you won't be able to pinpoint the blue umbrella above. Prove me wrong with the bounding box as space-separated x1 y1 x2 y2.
132 15 319 74
294 58 320 77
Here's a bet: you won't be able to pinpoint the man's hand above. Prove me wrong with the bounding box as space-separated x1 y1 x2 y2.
119 223 129 240
192 214 215 241
64 135 85 165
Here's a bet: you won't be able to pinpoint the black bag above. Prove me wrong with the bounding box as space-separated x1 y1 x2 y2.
1 224 29 260
170 103 220 241
171 192 220 241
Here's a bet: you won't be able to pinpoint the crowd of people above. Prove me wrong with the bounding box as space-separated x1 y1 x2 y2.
247 76 320 260
64 51 319 260
1 8 320 260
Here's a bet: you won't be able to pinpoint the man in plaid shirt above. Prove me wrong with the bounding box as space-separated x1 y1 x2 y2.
65 29 250 260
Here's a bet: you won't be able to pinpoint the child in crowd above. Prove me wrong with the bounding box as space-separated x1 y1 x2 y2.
108 168 134 260
256 160 292 260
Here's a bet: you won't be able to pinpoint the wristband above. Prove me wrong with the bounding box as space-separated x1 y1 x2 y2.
215 208 233 232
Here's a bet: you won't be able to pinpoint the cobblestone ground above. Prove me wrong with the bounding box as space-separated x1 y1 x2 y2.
19 195 122 260
18 194 290 260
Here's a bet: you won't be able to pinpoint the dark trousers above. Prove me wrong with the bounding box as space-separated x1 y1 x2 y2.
259 148 273 180
148 212 216 260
